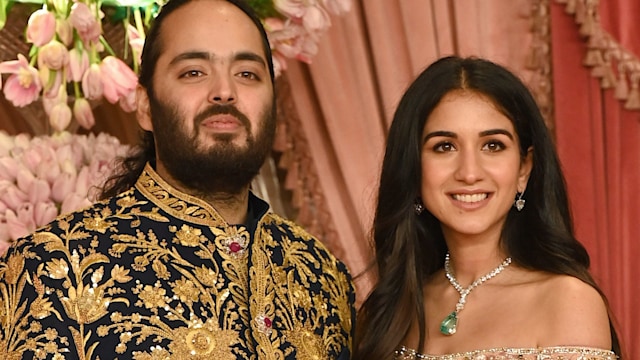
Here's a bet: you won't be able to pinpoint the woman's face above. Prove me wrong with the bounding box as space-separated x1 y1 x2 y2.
420 90 532 242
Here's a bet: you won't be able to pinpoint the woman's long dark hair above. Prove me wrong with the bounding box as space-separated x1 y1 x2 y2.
99 0 275 200
353 56 622 359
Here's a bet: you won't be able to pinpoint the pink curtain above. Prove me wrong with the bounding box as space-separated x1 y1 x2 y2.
551 0 640 356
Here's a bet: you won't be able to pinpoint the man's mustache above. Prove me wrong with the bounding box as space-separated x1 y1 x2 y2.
194 104 251 130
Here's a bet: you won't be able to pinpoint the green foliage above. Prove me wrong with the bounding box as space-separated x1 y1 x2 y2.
247 0 280 19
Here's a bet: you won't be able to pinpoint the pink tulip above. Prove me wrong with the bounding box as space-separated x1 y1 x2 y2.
0 157 19 181
68 48 90 82
0 54 43 107
73 98 95 129
70 2 102 44
16 168 35 194
2 186 28 210
100 56 138 104
28 179 51 205
38 40 69 71
34 201 58 227
21 147 44 174
119 89 136 113
0 230 10 252
26 9 56 47
302 6 331 34
322 0 351 15
82 64 103 100
40 67 64 98
0 131 15 157
56 18 74 47
36 158 60 185
5 207 32 240
74 166 91 198
0 200 6 213
51 172 75 204
0 238 11 256
274 0 306 19
271 51 288 77
61 193 91 214
127 24 145 65
49 101 72 132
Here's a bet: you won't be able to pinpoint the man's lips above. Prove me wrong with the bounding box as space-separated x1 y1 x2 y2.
200 115 243 131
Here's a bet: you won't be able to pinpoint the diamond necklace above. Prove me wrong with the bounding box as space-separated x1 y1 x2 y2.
440 252 512 336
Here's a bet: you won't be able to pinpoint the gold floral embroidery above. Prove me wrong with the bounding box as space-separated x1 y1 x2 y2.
0 165 354 359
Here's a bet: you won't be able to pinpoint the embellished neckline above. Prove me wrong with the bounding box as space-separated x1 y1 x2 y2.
395 345 617 360
134 163 269 227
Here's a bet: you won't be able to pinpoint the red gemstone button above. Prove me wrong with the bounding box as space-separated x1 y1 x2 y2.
263 317 272 328
229 242 242 253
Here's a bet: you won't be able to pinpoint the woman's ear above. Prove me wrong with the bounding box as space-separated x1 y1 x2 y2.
136 85 153 132
518 146 534 191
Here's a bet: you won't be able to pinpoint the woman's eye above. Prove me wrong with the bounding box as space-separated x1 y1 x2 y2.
434 142 455 152
483 141 505 152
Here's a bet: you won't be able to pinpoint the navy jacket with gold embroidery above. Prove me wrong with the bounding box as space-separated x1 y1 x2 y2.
0 164 355 359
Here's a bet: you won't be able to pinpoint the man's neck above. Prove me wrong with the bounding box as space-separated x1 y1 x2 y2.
154 163 250 225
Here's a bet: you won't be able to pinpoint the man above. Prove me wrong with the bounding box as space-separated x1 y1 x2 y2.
0 0 355 358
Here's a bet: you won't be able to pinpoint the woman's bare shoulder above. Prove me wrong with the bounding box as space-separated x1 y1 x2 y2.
535 274 611 348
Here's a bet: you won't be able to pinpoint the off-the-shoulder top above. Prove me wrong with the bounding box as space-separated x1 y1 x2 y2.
395 345 617 360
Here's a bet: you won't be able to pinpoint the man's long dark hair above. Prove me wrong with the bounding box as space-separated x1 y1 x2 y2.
353 56 622 358
99 0 275 200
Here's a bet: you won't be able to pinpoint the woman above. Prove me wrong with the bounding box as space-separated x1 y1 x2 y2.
354 56 621 359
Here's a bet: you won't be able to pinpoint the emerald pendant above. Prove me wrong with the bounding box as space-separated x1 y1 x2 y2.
440 311 458 335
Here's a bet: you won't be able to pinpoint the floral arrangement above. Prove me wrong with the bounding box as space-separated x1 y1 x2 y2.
0 0 351 133
0 130 129 253
0 0 351 254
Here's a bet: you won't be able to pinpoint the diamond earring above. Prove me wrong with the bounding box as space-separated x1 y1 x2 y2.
414 201 425 215
514 191 525 211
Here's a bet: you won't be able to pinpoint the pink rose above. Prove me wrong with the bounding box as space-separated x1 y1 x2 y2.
26 9 56 47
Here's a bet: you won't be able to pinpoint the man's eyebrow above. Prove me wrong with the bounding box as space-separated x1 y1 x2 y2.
233 51 267 68
167 51 267 68
168 51 210 66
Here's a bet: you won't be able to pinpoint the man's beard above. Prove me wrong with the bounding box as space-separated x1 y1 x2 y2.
148 94 276 196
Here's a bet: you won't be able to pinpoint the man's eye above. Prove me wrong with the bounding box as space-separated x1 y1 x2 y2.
180 70 204 78
237 71 259 80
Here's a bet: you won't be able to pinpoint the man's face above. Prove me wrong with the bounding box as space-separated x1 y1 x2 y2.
137 0 275 195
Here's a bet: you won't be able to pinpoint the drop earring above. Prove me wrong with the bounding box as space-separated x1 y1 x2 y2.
514 191 525 211
414 200 425 215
